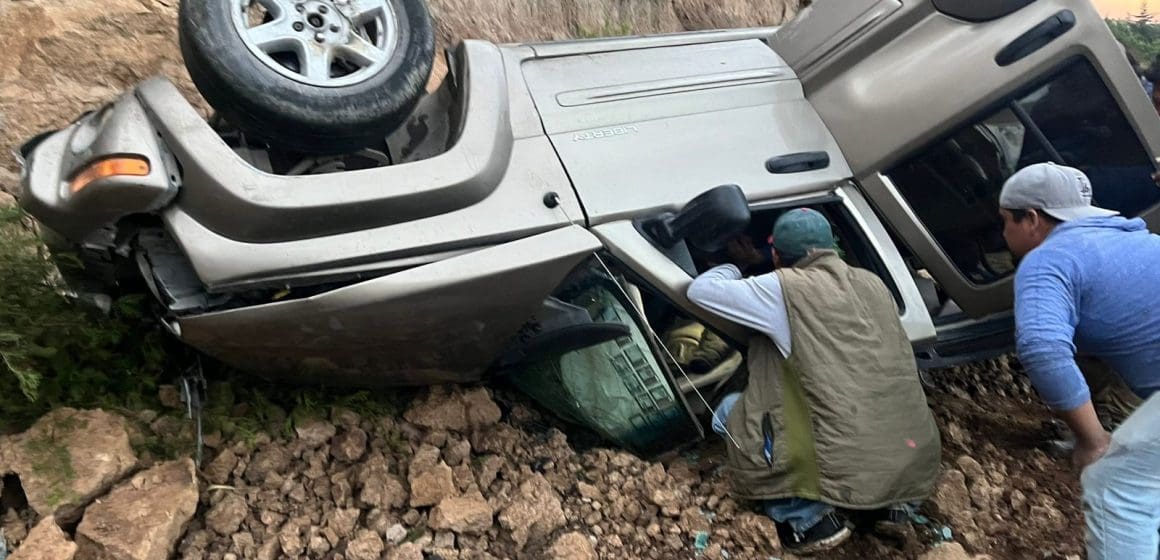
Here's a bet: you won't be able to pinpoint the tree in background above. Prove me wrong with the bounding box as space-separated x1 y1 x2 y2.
1135 1 1154 26
1108 14 1160 74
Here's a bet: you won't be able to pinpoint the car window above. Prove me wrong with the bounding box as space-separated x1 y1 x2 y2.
886 59 1158 284
508 277 699 456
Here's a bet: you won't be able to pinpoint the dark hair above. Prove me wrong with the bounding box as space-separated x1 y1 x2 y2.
1006 208 1060 225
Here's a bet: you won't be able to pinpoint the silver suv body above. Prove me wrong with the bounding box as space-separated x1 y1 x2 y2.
17 0 1160 454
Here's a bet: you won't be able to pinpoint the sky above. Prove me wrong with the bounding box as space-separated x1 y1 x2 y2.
1093 0 1148 20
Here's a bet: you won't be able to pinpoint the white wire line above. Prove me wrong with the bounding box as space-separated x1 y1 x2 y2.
551 197 743 450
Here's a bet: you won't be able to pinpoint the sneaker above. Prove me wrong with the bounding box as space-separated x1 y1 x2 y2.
869 505 912 538
775 512 853 555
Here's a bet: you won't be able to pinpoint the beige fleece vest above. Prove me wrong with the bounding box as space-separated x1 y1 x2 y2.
723 251 941 508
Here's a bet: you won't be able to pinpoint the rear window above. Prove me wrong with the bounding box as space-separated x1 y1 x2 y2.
886 59 1158 284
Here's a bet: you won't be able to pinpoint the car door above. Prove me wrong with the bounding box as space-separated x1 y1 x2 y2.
593 182 939 357
773 0 1160 317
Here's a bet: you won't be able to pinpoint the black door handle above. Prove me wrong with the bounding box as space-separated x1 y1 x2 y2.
765 151 831 174
995 10 1075 67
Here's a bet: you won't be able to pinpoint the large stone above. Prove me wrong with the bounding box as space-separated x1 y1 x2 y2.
75 459 199 560
1 409 137 522
497 474 567 550
429 494 495 534
9 517 77 560
548 532 596 560
403 388 502 433
410 462 457 507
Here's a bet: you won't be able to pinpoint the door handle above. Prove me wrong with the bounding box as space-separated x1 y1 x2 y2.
995 10 1076 67
765 151 831 174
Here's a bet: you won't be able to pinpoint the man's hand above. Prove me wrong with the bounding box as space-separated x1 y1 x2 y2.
726 236 764 272
1072 430 1110 470
1059 401 1111 470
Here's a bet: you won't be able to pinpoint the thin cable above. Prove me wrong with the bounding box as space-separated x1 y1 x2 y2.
552 197 742 449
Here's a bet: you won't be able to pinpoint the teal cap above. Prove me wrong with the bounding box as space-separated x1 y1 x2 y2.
772 208 835 261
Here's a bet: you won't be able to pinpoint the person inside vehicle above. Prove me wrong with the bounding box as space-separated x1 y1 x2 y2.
686 208 942 555
997 162 1160 560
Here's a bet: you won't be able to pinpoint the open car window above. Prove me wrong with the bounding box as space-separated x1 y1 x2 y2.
887 58 1159 285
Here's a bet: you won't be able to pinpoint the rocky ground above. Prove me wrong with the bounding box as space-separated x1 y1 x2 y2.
0 356 1087 560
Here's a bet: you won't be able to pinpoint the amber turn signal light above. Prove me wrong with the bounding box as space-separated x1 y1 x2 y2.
69 156 151 193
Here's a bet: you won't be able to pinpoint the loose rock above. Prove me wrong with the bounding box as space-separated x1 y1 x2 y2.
2 409 137 522
919 542 993 560
9 517 76 560
75 459 199 560
548 532 597 560
204 493 248 536
930 469 976 531
158 385 183 409
403 388 501 433
497 473 567 550
324 508 360 537
344 529 384 560
410 462 457 507
430 494 495 534
331 427 368 463
202 449 238 486
387 542 424 560
295 419 337 449
385 523 408 544
955 456 986 483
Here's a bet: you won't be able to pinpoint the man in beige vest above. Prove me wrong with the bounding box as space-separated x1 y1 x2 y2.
688 208 942 555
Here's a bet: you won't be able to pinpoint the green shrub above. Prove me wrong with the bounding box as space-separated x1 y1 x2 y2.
0 207 166 431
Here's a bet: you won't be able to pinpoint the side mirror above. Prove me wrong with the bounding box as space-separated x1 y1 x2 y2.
639 184 751 252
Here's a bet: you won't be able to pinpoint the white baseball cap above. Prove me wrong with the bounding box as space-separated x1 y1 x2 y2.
998 162 1119 221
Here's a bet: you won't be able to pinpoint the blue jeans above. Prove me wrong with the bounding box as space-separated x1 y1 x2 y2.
1081 392 1160 560
713 393 834 532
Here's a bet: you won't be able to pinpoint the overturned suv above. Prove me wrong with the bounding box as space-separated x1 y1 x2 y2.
16 0 1160 456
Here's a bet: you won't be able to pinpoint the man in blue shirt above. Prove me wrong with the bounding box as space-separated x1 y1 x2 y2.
998 162 1160 560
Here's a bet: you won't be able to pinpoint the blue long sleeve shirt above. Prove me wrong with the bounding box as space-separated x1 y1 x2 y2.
1014 215 1160 410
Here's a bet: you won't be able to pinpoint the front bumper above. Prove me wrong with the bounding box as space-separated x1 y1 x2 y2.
19 91 179 244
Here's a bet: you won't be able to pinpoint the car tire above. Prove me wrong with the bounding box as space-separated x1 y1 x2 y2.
179 0 435 154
